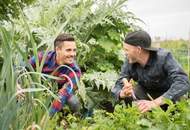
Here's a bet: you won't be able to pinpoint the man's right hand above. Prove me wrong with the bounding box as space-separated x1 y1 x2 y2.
119 78 133 98
16 83 25 100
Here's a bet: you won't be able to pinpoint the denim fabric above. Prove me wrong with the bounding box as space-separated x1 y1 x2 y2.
112 48 190 101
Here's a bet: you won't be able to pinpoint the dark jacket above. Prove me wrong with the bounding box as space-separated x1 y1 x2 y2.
112 48 190 101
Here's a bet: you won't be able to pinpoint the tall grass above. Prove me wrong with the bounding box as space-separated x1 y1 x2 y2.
0 6 62 128
0 0 138 129
0 26 17 130
0 22 49 130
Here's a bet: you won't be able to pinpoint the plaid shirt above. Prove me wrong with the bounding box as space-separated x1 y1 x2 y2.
29 51 81 116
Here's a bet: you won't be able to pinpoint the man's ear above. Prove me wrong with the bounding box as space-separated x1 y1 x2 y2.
137 46 142 54
55 46 60 52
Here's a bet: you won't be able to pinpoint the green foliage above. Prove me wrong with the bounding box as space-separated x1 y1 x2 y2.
79 44 123 72
8 0 137 119
0 0 139 129
160 39 188 49
0 25 17 130
9 0 137 73
0 0 36 21
68 99 190 130
83 71 118 91
81 71 118 111
1 0 189 129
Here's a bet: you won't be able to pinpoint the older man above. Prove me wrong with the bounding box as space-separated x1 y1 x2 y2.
112 30 190 113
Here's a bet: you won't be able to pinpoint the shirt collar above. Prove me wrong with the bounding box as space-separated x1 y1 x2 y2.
145 51 155 67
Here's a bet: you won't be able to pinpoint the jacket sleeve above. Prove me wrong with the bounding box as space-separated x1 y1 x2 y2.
111 59 131 101
162 52 190 101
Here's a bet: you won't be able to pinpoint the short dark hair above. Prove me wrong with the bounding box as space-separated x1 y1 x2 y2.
54 33 75 49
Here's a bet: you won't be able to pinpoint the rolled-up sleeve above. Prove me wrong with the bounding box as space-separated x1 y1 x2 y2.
162 52 190 101
111 60 131 101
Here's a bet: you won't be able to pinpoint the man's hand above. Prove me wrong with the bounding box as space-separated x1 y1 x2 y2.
136 96 163 113
119 78 133 98
136 100 156 113
16 83 25 100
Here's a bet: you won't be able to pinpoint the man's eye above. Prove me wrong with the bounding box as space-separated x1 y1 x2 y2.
66 49 71 51
65 49 76 52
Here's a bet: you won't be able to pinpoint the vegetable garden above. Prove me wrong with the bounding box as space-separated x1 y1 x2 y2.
0 0 189 129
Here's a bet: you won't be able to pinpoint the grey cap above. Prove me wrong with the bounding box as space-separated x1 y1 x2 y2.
124 30 158 51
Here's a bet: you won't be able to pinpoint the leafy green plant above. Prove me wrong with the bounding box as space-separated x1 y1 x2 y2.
0 0 140 129
68 99 190 130
0 0 36 21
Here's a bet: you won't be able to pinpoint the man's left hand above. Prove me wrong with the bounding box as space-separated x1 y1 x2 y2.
136 100 158 113
135 96 163 113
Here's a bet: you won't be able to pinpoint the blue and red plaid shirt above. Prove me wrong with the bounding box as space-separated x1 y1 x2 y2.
29 51 81 116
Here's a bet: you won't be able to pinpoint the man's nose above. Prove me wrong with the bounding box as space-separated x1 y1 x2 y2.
122 50 127 56
70 51 76 56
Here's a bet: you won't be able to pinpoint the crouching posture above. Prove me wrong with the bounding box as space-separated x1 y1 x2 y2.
112 30 190 113
29 33 81 117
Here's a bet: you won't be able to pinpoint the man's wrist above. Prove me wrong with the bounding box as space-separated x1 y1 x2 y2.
119 90 124 99
153 96 164 106
119 90 132 99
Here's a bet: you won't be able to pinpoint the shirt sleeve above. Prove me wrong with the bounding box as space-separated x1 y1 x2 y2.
29 52 43 68
162 52 190 101
60 69 81 93
111 59 131 101
49 66 81 117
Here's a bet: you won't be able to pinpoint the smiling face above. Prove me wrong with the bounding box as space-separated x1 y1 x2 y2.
123 43 139 64
55 41 76 65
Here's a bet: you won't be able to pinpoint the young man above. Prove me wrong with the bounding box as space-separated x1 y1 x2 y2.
112 30 190 113
29 33 81 117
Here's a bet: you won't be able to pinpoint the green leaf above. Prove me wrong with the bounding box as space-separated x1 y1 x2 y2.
98 37 116 52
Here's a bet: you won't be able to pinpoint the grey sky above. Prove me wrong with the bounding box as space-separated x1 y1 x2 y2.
127 0 190 40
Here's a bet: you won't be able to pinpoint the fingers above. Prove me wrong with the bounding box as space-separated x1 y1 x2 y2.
123 86 133 96
123 78 133 90
122 78 132 86
120 89 127 98
121 78 133 97
129 79 132 84
120 87 132 98
16 92 25 100
16 83 26 100
136 100 149 113
122 78 128 85
120 86 133 98
136 100 156 113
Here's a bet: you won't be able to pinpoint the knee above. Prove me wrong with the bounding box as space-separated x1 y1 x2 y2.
67 95 80 113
